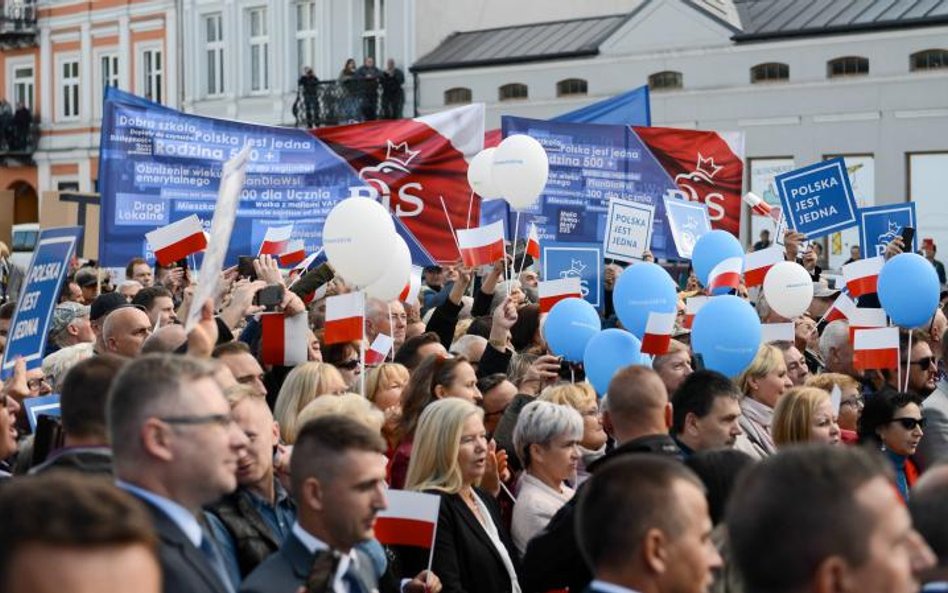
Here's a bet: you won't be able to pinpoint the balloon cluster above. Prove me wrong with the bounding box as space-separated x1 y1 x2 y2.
467 135 550 211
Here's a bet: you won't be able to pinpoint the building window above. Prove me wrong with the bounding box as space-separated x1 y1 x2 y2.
444 87 471 105
94 53 119 119
556 78 587 97
248 7 269 92
296 1 318 74
205 13 224 96
648 71 682 91
911 49 948 71
12 65 34 111
750 62 789 83
499 83 528 101
362 0 385 64
141 48 163 104
59 58 80 120
827 56 868 78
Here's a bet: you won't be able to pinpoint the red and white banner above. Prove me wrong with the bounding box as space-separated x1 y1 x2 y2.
853 327 899 371
374 489 441 548
325 291 365 345
684 296 708 329
708 257 743 295
822 293 857 324
526 223 541 260
761 322 794 343
278 240 306 267
456 220 505 267
258 224 294 257
145 214 207 266
842 256 884 298
848 308 888 343
399 265 423 305
365 333 394 366
641 311 676 355
538 277 582 313
260 312 308 366
744 247 783 288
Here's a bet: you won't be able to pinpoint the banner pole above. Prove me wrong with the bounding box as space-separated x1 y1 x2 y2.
466 191 475 229
439 196 462 256
387 302 395 362
360 295 367 398
509 211 520 297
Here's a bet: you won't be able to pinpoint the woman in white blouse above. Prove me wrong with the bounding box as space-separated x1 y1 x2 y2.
511 400 583 556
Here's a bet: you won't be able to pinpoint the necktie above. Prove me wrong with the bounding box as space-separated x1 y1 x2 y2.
342 563 365 593
199 533 236 593
306 549 342 593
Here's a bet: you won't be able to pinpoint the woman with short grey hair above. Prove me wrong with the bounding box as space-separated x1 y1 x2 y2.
510 400 583 556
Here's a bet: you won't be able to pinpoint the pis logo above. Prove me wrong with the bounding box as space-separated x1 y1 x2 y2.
349 140 425 218
665 152 727 222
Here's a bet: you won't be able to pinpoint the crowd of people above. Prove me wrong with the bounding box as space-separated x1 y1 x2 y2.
0 99 34 152
295 57 405 128
1 227 947 593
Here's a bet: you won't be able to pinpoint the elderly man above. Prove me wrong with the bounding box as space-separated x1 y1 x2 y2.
652 339 693 395
773 340 810 387
48 301 95 351
671 370 743 456
118 280 143 300
820 319 855 377
109 354 249 593
365 298 407 351
103 306 153 358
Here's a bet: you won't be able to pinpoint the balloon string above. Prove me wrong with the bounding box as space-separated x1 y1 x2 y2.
387 302 395 362
439 196 462 259
904 329 913 393
509 211 520 297
466 191 475 229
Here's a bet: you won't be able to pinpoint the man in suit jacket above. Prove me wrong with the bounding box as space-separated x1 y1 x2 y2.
919 379 948 469
241 415 441 593
576 456 720 593
108 354 250 593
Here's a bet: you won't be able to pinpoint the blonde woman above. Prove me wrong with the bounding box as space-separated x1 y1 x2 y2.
539 382 607 476
807 373 862 444
273 362 346 444
295 392 385 438
771 386 841 447
403 398 521 593
365 362 410 454
734 344 793 460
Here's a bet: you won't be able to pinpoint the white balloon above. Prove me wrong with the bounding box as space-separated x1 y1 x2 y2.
467 148 503 199
323 197 396 287
365 234 412 301
492 134 549 210
762 261 814 319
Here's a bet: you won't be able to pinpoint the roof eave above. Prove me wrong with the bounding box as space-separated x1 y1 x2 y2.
410 49 600 73
733 15 948 43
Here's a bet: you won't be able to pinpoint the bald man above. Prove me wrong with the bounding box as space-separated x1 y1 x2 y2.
103 307 153 358
141 324 188 354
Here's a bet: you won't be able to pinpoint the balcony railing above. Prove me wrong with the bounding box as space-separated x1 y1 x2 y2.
0 1 37 49
293 79 405 127
0 118 39 165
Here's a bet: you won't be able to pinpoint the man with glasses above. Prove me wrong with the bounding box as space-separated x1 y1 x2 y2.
108 354 249 593
919 334 948 469
365 298 408 352
885 330 939 399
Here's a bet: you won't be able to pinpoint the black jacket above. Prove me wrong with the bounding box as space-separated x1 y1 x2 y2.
520 434 681 593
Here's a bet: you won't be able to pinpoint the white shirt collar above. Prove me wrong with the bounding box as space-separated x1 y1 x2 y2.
291 522 357 593
117 480 203 548
589 581 643 593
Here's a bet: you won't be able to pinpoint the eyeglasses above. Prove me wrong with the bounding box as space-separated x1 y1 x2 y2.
909 357 937 369
27 377 50 391
889 417 926 430
158 413 234 428
840 396 864 409
336 359 362 371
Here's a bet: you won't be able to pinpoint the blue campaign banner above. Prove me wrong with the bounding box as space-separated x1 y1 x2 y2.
552 85 651 127
859 203 917 258
23 394 61 433
542 242 603 309
775 157 859 239
2 227 82 376
664 197 712 259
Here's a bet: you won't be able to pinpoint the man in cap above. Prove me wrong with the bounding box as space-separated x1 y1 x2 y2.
49 301 95 351
74 267 107 305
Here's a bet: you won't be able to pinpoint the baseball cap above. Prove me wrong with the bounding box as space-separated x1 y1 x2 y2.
74 267 104 288
50 301 90 336
812 279 840 299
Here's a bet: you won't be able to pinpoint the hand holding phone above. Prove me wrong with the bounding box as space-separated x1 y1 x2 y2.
899 226 915 251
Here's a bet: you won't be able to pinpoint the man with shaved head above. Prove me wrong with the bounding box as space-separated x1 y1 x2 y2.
522 365 681 593
103 306 153 358
141 324 188 354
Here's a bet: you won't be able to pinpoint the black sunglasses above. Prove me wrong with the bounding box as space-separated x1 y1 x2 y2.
908 357 937 369
336 359 362 371
889 417 926 430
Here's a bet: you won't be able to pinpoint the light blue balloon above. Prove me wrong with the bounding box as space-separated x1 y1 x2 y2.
692 295 761 378
583 328 646 396
692 230 744 286
613 262 678 339
878 253 940 328
543 298 602 362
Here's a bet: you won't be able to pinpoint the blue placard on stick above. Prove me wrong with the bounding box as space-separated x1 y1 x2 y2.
23 394 61 433
1 227 82 377
542 242 603 309
859 203 917 258
775 157 858 239
663 196 712 259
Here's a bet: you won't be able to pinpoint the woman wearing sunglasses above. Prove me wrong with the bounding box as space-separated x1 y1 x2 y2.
858 390 926 501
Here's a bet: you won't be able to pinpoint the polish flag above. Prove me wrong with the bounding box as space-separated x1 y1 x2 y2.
365 334 394 366
278 240 306 267
684 296 708 329
260 312 308 366
399 266 423 305
525 223 541 260
848 308 888 343
641 312 676 355
538 277 582 313
301 282 330 305
842 256 884 298
708 257 743 295
744 247 783 288
374 490 441 549
743 192 775 218
258 224 294 256
456 220 505 267
822 293 857 323
853 327 899 371
145 215 207 266
761 322 794 343
325 291 365 345
288 249 326 285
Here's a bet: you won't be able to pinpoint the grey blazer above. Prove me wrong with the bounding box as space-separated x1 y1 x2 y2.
919 381 948 470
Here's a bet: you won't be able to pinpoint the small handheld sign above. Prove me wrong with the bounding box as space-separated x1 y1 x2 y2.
603 199 655 263
858 203 917 258
775 157 859 240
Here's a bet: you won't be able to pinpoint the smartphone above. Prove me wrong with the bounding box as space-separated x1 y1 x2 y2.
900 226 915 250
254 284 285 310
175 257 189 270
238 256 257 281
31 415 64 467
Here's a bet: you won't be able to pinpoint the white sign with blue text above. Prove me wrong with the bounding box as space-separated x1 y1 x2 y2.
859 203 917 258
603 199 654 263
775 157 858 239
663 196 712 259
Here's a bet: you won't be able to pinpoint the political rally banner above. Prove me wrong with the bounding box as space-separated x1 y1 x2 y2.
775 157 859 239
498 117 744 260
98 88 483 267
663 196 712 259
541 242 603 309
2 227 83 376
603 199 654 263
858 203 917 258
